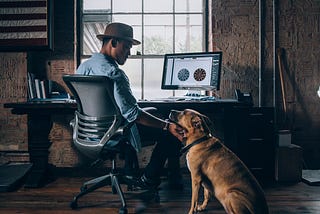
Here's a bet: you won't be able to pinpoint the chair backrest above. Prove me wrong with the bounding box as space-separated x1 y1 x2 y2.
63 75 120 117
63 74 127 159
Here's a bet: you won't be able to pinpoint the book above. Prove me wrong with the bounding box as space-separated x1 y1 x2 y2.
27 76 71 101
34 79 41 99
40 80 47 99
27 72 36 100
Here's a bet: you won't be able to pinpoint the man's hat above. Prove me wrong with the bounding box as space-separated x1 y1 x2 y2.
96 22 141 45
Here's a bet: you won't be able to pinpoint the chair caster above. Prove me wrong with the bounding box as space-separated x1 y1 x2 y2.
70 200 78 209
119 207 128 214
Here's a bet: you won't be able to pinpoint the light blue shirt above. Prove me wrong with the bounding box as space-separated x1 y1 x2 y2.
76 53 142 152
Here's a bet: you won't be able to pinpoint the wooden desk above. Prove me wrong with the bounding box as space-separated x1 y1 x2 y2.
138 99 246 150
4 101 77 188
5 99 272 187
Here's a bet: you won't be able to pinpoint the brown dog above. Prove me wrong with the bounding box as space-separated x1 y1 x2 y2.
169 109 269 214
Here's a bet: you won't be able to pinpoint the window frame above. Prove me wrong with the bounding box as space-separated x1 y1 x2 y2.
77 0 209 99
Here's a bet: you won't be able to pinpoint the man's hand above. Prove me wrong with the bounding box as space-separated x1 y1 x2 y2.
168 122 184 142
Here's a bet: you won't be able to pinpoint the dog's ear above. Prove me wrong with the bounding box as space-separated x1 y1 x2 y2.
200 114 213 135
191 116 207 135
193 118 202 129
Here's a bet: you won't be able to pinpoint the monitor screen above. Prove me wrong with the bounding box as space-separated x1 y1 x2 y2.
161 52 222 91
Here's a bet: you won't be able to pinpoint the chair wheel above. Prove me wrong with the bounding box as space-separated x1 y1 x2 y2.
70 200 78 209
119 207 128 214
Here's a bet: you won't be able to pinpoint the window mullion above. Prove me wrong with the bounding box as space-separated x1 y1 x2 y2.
141 0 144 100
172 0 176 97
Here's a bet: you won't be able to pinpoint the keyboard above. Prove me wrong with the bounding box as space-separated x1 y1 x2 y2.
149 96 216 102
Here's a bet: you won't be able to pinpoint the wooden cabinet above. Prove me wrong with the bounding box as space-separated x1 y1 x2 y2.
138 101 276 182
228 107 275 182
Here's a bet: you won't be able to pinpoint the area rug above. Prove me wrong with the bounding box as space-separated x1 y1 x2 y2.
302 170 320 186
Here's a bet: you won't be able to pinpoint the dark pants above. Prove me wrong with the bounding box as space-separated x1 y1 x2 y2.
138 125 183 180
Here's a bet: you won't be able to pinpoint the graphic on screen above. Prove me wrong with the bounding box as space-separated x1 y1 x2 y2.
170 57 212 86
177 68 190 81
193 68 206 81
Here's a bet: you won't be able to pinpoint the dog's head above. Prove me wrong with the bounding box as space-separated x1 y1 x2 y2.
169 109 213 142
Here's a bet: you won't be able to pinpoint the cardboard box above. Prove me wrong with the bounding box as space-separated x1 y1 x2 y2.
275 144 302 182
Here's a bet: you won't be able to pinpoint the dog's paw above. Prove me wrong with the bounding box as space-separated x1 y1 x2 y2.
196 204 207 212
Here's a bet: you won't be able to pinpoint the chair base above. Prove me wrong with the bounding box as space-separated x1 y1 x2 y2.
70 170 128 214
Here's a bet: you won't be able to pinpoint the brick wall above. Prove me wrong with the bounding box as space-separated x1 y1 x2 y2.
276 0 320 169
210 0 320 169
0 0 320 169
0 53 29 164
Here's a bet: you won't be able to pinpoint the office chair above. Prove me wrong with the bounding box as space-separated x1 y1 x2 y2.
63 74 145 214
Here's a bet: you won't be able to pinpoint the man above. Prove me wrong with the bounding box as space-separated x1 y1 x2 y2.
76 22 183 189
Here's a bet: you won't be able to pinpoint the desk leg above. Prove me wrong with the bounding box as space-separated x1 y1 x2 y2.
25 114 54 188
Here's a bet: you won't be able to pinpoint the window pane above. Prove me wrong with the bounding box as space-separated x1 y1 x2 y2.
83 0 110 11
144 58 172 99
144 15 173 54
113 15 142 55
175 14 203 53
119 59 142 99
144 0 173 12
83 22 108 55
113 0 142 12
175 0 203 12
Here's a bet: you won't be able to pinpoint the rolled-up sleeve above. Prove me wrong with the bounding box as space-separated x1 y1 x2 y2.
109 67 142 123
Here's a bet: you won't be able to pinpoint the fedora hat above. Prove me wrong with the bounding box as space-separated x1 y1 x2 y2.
96 22 141 45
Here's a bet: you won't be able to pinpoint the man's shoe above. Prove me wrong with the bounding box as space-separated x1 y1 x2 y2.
130 174 160 190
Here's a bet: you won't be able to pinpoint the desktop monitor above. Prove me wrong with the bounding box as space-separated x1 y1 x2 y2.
161 52 222 92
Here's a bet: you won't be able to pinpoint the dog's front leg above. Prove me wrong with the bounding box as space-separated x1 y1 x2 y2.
197 186 210 211
188 174 201 214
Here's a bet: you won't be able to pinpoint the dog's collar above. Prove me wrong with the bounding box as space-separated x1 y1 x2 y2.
180 135 210 155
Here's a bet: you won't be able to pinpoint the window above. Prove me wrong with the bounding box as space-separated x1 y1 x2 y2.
81 0 207 99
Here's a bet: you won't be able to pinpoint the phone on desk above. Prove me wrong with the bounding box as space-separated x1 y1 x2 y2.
235 89 253 105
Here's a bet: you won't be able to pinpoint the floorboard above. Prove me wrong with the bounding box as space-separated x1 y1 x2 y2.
0 171 319 214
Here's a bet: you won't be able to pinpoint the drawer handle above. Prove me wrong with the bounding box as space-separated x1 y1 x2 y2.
249 138 264 141
249 113 264 116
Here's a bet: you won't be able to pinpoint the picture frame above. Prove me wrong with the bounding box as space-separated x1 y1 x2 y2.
0 0 53 51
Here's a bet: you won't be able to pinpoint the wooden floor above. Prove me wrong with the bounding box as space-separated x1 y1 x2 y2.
0 171 320 214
